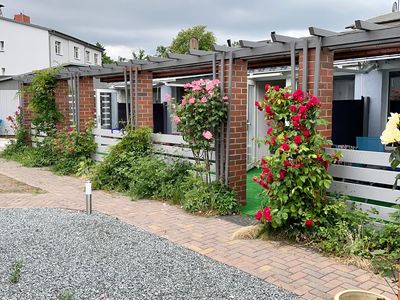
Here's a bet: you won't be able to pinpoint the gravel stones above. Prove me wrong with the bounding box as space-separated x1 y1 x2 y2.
0 208 300 300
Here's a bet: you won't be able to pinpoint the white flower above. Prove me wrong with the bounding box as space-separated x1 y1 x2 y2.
381 113 400 144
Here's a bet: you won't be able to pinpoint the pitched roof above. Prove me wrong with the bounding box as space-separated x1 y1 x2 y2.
0 16 103 51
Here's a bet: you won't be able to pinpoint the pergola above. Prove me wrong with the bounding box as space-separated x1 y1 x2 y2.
16 19 400 201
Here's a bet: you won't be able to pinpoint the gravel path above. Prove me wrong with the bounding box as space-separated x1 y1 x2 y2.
0 208 300 300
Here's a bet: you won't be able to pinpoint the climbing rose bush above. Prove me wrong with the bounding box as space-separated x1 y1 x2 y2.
253 85 340 230
169 79 228 180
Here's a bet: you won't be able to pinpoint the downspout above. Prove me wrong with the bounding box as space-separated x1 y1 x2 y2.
213 53 220 181
129 64 134 126
224 51 233 185
219 52 225 182
124 67 129 125
135 66 139 128
290 41 296 93
313 37 322 96
302 38 308 93
76 73 80 131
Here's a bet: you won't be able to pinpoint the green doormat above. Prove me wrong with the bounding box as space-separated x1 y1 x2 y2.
240 168 266 217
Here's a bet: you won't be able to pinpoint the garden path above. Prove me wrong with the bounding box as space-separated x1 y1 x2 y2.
0 159 396 300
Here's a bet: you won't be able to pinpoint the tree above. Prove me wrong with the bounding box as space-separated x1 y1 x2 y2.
132 49 147 60
156 25 216 57
95 42 114 64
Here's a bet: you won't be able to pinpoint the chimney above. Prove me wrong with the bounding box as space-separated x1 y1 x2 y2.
14 13 30 24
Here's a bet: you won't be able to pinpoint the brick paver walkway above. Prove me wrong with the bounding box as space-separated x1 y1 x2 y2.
0 159 397 300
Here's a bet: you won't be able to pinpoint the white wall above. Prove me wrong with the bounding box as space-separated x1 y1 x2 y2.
0 20 49 75
50 34 102 67
0 80 19 135
355 70 383 137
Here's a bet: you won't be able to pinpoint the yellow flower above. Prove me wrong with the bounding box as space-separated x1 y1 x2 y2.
387 112 400 127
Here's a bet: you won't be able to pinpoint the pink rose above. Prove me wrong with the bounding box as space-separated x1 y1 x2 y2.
202 131 213 140
222 96 228 101
189 97 196 104
164 94 171 102
200 97 207 103
181 99 187 105
173 116 180 124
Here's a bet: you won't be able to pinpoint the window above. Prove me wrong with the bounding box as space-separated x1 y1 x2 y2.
74 46 80 60
94 53 99 65
55 41 61 55
0 41 4 52
388 71 400 114
85 50 90 63
1 68 5 75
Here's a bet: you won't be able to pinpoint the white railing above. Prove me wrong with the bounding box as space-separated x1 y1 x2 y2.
92 128 216 176
326 148 399 222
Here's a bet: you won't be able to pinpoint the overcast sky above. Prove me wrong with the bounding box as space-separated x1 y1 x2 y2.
2 0 394 59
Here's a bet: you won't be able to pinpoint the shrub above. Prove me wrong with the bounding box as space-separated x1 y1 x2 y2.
252 86 341 230
180 175 239 215
91 127 153 191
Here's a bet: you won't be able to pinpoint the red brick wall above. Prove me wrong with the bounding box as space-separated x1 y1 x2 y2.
298 48 334 139
221 59 248 203
136 71 153 128
55 80 70 131
78 76 95 131
22 88 33 134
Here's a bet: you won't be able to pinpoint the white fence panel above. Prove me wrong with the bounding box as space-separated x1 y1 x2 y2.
327 148 399 222
91 130 217 179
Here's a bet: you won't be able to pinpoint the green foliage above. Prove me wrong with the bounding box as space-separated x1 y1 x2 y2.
91 127 153 191
96 42 114 64
253 87 341 229
58 291 74 300
9 259 23 284
169 25 216 54
170 79 227 182
180 175 239 215
2 107 28 155
22 68 63 136
132 49 147 60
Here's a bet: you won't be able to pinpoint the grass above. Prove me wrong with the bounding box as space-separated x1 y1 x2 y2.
9 259 23 284
240 168 265 217
58 291 74 300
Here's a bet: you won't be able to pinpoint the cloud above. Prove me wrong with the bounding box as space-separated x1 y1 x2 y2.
1 0 393 55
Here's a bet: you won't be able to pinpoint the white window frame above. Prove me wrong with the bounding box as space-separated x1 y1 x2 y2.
85 50 90 63
74 46 80 60
0 41 4 52
55 41 62 55
94 53 99 65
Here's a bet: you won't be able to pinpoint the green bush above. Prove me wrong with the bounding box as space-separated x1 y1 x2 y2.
180 175 239 215
91 127 153 191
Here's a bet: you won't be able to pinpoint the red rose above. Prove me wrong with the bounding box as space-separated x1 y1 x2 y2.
283 160 291 167
290 105 297 113
6 115 12 121
303 130 310 137
264 94 269 100
255 101 259 107
68 127 73 132
305 219 314 228
298 105 307 114
294 135 302 145
291 115 301 123
279 170 287 180
293 90 304 102
255 210 262 221
267 127 273 135
265 105 273 115
274 85 279 91
284 92 291 99
263 206 272 222
281 143 290 151
265 84 271 91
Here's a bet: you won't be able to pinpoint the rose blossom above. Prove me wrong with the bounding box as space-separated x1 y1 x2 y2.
189 97 196 104
164 94 171 102
254 210 262 221
202 131 213 140
200 97 207 103
173 116 181 124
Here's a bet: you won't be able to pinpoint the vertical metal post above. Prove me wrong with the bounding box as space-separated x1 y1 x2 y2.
224 51 233 185
129 64 134 126
314 37 322 96
219 52 225 182
124 68 129 125
302 38 308 93
85 181 92 214
212 53 217 80
76 73 80 131
290 41 296 93
135 66 139 128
